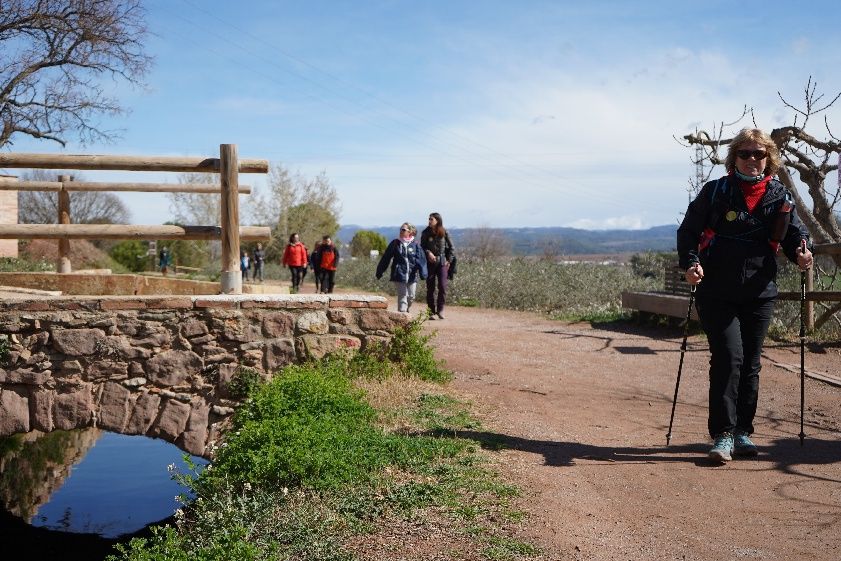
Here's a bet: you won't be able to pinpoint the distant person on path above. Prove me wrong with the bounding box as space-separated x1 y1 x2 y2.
310 240 322 292
314 235 339 293
421 212 455 319
252 242 265 282
677 128 813 463
158 247 171 276
240 250 250 282
376 222 427 313
282 233 308 293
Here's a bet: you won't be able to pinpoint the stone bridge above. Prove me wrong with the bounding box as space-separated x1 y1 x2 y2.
0 294 403 458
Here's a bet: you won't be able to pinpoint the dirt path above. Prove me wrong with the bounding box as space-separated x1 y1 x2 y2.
424 306 841 561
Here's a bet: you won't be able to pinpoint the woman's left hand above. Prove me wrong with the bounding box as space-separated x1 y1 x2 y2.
797 240 813 271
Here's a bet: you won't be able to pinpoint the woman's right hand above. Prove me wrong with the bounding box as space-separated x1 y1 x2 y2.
685 263 704 285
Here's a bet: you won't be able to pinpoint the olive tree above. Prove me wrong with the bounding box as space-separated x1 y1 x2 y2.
0 0 151 148
349 229 387 258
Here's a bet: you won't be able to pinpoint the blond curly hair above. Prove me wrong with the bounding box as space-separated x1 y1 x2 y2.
725 128 782 177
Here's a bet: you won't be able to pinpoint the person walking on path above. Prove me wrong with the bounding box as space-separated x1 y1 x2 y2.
240 250 250 282
376 222 428 313
677 127 813 463
282 233 309 293
252 243 265 282
314 235 339 293
158 247 171 277
421 212 455 319
310 240 322 293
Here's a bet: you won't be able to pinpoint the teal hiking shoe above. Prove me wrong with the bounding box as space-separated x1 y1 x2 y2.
709 432 734 462
733 431 758 457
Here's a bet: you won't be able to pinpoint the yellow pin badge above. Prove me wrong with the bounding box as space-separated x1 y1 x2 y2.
725 210 738 221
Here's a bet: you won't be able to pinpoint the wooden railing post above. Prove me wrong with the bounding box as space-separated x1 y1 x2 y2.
57 175 72 273
219 144 241 294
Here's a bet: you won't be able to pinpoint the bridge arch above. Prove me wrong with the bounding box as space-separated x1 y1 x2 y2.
0 294 402 458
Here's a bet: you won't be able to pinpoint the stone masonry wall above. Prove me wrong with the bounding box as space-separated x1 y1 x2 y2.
0 294 403 458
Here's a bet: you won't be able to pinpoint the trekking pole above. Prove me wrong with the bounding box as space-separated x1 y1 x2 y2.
799 239 807 447
666 282 697 446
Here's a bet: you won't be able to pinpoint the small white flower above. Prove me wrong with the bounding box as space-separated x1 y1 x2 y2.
282 487 288 496
244 482 252 492
167 463 176 472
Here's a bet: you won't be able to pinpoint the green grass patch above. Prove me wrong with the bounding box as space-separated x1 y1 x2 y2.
108 325 535 561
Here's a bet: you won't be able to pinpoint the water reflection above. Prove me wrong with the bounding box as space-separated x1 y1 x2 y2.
0 429 207 541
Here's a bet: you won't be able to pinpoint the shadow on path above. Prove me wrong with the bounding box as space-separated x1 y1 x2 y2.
439 429 841 476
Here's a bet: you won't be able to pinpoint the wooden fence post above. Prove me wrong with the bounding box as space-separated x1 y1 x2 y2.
57 175 71 273
219 144 242 294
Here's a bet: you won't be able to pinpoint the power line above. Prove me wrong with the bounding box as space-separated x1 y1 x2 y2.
153 1 676 213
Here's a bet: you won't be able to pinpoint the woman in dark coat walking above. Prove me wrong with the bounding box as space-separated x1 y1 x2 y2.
420 212 454 319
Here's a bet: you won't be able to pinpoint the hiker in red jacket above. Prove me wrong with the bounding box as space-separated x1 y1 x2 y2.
281 233 308 293
313 235 339 293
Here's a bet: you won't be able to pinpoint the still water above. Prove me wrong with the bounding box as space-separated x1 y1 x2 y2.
0 429 208 559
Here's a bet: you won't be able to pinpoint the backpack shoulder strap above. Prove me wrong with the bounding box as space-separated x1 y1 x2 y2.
706 176 731 229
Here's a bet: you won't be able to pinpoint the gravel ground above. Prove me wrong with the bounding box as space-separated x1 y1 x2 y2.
425 306 841 561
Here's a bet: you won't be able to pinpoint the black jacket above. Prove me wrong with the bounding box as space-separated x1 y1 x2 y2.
420 227 454 263
677 175 809 301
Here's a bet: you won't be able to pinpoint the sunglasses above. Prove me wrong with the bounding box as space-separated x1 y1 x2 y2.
400 227 410 232
736 149 767 160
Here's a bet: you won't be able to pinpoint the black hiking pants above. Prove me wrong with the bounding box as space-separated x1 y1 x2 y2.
695 294 775 438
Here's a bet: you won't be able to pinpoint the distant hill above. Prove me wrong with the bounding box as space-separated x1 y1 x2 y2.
337 224 678 256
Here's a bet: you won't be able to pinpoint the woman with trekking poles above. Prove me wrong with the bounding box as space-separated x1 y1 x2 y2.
677 128 813 463
421 212 455 320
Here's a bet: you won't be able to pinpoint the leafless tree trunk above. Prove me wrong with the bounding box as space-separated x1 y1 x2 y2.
0 0 151 148
462 226 512 260
17 169 130 224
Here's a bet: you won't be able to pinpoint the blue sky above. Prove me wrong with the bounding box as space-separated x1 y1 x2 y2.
6 0 841 229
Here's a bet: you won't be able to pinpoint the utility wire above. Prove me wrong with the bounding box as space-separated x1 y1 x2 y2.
156 1 672 213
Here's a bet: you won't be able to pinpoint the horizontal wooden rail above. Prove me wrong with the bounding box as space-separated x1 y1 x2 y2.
0 153 268 173
777 291 841 302
814 242 841 255
0 224 271 241
0 180 251 194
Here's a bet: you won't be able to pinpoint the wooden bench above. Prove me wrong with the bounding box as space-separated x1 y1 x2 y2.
621 263 699 320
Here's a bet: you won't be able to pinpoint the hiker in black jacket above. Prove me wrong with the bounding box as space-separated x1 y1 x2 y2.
421 212 455 319
677 128 813 463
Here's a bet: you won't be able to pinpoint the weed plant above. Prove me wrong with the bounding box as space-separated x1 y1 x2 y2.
0 256 54 272
108 323 533 561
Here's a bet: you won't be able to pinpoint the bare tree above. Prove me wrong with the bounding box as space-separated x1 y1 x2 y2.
17 168 130 224
167 172 222 262
681 78 841 328
461 226 512 260
0 0 151 148
245 164 341 259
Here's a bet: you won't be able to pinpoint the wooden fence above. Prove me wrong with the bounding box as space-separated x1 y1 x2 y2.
0 145 270 294
621 242 841 329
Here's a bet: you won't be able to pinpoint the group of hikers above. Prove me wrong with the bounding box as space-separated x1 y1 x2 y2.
277 211 456 316
281 233 340 293
239 243 266 282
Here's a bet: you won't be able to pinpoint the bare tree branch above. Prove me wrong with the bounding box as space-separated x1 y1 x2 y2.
0 0 152 148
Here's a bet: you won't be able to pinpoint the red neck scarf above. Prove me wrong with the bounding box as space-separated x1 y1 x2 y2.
739 175 773 213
